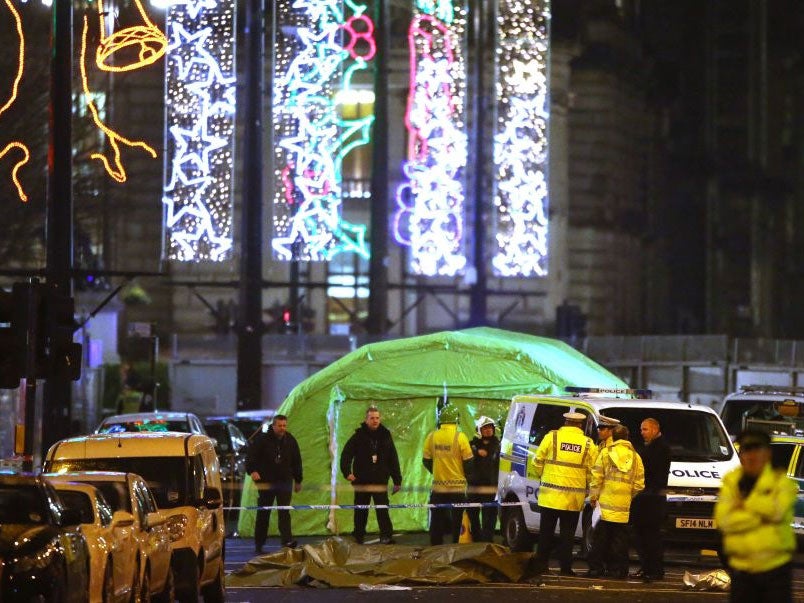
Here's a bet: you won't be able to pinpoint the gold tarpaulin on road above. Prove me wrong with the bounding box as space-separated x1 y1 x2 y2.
226 538 533 588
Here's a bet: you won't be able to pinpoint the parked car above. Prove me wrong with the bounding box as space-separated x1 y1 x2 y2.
95 411 207 435
203 416 248 508
769 434 804 548
48 471 174 602
719 384 804 438
230 409 276 442
0 472 90 601
44 433 226 602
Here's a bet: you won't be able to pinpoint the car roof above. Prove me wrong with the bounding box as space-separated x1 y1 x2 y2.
771 435 804 444
512 393 720 415
100 412 199 422
233 409 276 419
47 432 215 460
0 472 45 486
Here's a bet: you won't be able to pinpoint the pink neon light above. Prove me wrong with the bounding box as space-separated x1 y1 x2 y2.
281 164 297 205
341 15 376 61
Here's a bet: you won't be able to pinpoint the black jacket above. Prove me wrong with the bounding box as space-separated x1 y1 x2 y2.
340 423 402 486
636 434 671 494
245 427 303 484
468 435 500 485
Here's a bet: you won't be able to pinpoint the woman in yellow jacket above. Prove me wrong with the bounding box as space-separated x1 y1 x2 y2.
714 430 798 603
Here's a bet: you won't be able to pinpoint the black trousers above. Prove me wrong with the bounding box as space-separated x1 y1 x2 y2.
353 487 393 540
630 494 666 577
429 491 466 545
467 492 497 542
588 519 630 576
536 507 580 573
254 482 293 547
730 562 792 603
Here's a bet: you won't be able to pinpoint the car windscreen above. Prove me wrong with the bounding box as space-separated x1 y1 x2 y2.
721 399 804 436
47 457 190 508
98 419 190 434
603 407 733 462
0 486 48 524
204 423 229 452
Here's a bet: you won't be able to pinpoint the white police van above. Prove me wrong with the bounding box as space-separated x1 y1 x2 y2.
497 387 740 554
719 384 804 439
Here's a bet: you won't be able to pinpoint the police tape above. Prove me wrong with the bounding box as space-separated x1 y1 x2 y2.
224 501 529 511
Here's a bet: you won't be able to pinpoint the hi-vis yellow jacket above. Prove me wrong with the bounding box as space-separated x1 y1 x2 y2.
714 463 798 573
590 439 645 523
531 425 598 512
423 424 474 493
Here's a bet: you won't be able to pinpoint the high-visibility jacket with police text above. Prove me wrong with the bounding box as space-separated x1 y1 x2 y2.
423 424 474 493
590 439 644 522
714 463 798 573
531 425 598 511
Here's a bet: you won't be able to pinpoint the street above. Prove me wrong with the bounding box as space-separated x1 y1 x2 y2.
222 532 804 602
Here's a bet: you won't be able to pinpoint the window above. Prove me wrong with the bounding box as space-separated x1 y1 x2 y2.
794 447 804 480
771 443 796 471
529 405 569 446
56 490 95 524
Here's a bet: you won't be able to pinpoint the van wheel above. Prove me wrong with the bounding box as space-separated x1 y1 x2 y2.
177 561 200 603
580 504 594 558
201 562 225 603
503 505 533 552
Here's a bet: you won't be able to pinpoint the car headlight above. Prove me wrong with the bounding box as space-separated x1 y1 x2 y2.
166 514 188 542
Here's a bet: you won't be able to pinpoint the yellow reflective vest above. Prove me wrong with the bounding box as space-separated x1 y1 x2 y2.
590 439 645 523
531 425 598 512
714 463 798 573
423 424 474 493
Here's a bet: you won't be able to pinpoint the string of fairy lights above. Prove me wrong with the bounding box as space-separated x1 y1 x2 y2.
1 0 551 278
271 0 374 262
393 0 469 277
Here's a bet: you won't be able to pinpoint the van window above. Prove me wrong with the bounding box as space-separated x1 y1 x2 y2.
529 405 568 446
771 443 796 471
795 449 804 480
722 399 804 435
602 408 733 462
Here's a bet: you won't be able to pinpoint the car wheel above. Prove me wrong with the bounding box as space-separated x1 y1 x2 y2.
177 560 201 603
201 561 225 603
102 560 115 603
580 504 594 558
153 565 175 603
138 568 151 603
503 504 534 552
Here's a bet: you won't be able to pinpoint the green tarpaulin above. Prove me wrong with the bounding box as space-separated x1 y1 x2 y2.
237 327 626 536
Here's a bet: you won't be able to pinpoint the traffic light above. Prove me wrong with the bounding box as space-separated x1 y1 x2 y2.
42 289 82 382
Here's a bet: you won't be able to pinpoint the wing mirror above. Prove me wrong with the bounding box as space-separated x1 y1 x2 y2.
111 510 135 528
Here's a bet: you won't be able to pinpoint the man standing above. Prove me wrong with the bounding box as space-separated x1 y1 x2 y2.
715 430 797 603
467 416 501 542
423 404 474 545
596 416 620 449
587 424 645 578
246 414 303 553
630 417 671 581
340 406 402 544
531 412 598 576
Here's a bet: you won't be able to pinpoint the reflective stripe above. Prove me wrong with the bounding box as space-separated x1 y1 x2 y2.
580 439 591 465
605 474 632 485
599 502 630 513
544 458 586 469
433 479 467 486
540 481 587 494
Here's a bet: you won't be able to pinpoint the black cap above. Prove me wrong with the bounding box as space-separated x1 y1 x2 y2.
736 430 771 451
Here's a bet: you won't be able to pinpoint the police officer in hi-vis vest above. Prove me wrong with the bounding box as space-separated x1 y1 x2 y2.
531 411 598 576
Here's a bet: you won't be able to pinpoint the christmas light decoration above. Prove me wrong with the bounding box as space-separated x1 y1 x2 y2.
491 0 550 277
392 7 468 277
0 0 30 202
162 0 236 261
94 0 167 72
271 0 375 262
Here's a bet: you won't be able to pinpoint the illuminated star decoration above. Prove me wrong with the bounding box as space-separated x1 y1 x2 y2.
271 0 375 262
162 0 236 262
491 0 551 277
0 0 30 202
392 4 469 277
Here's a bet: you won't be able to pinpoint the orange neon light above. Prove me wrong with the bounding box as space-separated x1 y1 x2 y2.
81 15 157 183
95 0 166 73
0 0 30 202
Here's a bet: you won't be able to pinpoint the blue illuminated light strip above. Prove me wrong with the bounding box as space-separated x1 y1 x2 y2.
162 0 236 262
392 5 468 277
271 0 374 262
491 0 550 277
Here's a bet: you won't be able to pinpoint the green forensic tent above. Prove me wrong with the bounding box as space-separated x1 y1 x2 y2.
237 327 626 537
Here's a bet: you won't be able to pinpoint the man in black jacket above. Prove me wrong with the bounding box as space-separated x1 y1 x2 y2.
246 414 303 553
340 406 402 544
630 417 671 581
467 416 500 542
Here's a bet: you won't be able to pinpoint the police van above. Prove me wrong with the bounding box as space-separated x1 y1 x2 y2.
719 385 804 439
497 387 740 554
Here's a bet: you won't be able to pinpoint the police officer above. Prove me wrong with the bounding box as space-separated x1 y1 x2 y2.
340 406 402 544
587 424 645 578
596 415 620 449
531 411 597 575
423 403 474 545
467 416 501 542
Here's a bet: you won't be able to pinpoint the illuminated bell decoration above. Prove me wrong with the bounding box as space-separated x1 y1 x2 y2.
95 0 167 72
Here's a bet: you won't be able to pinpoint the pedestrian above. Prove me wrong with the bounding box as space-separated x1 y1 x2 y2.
587 424 645 578
596 415 620 449
340 405 402 544
422 403 474 545
467 416 501 542
715 430 797 603
531 412 598 576
245 414 303 553
629 417 671 581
